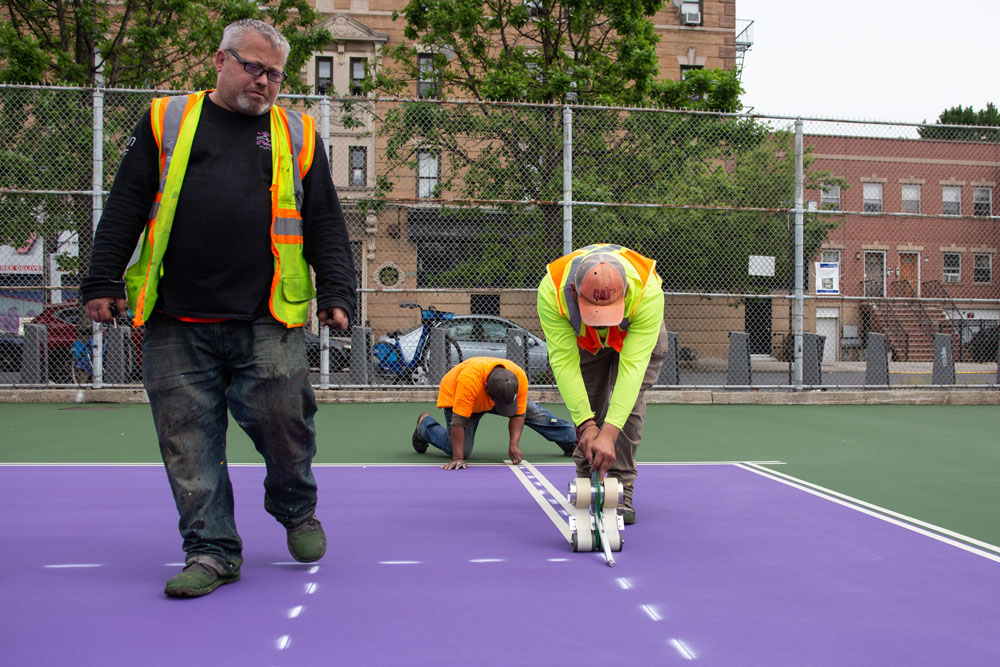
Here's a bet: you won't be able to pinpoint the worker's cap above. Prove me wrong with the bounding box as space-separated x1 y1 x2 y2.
486 367 519 417
574 253 627 327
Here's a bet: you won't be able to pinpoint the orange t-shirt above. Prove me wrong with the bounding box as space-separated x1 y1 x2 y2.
437 357 528 418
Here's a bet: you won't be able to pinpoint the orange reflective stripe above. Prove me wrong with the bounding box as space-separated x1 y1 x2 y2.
299 115 315 177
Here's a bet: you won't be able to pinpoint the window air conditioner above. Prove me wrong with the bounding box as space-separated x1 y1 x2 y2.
682 11 702 25
943 274 960 284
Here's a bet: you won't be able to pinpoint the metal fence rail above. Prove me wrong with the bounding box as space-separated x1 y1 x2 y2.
1 84 998 390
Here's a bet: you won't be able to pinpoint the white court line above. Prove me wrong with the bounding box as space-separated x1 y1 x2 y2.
739 463 1000 563
518 460 575 514
505 460 572 542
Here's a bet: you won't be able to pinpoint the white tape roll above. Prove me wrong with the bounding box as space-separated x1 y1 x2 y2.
602 477 620 510
572 477 591 509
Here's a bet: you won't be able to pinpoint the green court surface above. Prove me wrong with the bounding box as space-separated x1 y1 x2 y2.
2 402 998 546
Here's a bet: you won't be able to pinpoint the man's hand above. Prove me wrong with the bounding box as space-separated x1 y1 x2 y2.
578 422 619 480
442 459 467 470
84 297 128 325
318 307 349 331
507 445 523 466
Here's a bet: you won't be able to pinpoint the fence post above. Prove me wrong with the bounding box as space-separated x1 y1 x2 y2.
20 324 47 384
506 328 530 375
562 105 573 255
864 332 890 386
427 327 449 385
349 326 371 385
727 331 751 386
657 331 680 385
792 118 805 388
801 332 824 385
91 64 106 387
931 332 955 385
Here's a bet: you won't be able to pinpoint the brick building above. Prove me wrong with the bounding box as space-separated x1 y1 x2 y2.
805 133 999 362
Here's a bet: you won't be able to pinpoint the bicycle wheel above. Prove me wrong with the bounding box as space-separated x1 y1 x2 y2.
411 333 463 385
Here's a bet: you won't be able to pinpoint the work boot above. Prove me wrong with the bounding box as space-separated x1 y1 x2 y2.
412 412 430 454
622 480 635 525
287 516 327 563
164 561 240 598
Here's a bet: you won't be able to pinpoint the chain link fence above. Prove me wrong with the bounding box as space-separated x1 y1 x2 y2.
2 84 998 389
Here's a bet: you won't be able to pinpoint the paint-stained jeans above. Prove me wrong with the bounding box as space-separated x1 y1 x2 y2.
142 315 319 570
418 398 577 458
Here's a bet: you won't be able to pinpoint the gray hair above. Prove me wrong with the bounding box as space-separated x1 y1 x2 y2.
219 19 290 62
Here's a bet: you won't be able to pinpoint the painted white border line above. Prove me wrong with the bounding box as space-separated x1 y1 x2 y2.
738 462 1000 563
506 459 572 542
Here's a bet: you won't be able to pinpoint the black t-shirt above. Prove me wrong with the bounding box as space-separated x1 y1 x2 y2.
82 94 356 323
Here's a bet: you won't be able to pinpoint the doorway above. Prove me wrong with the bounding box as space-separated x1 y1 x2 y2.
899 252 920 297
864 251 886 297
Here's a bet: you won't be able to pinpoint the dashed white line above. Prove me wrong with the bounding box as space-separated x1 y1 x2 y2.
670 638 696 660
287 606 304 619
640 604 661 622
44 563 102 568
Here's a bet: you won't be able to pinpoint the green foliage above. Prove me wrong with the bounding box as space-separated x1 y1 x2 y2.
0 0 331 93
0 1 334 309
365 0 835 292
918 103 1000 142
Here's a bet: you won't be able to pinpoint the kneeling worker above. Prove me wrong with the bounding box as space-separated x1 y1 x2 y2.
412 357 576 469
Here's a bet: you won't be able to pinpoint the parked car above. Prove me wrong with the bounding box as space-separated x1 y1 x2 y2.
303 330 351 372
966 325 999 363
377 314 551 382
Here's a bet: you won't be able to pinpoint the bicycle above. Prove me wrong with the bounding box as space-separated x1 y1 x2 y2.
372 302 463 384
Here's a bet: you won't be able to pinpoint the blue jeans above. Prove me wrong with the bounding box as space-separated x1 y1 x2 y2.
417 398 576 458
142 315 319 569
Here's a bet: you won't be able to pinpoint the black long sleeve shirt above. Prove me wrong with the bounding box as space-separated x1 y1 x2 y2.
81 94 356 324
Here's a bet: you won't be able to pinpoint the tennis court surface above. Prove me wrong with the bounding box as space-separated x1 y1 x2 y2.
3 460 999 666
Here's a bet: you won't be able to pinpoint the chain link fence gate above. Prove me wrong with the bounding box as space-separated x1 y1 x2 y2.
1 84 998 390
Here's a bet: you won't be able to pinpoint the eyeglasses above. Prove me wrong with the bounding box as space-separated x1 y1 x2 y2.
225 49 288 84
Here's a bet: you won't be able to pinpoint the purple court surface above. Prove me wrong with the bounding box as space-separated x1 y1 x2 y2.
1 463 999 666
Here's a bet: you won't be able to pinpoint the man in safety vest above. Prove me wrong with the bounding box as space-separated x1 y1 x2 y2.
412 356 577 469
81 19 356 598
537 244 668 525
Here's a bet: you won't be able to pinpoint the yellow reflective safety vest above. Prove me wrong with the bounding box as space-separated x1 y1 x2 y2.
124 91 317 327
546 244 659 354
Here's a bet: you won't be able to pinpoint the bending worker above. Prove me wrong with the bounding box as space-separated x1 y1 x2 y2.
537 244 667 525
412 356 576 469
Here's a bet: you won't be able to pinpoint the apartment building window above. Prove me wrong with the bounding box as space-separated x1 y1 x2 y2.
418 54 436 98
417 149 440 198
350 58 367 96
863 182 882 213
942 253 961 284
680 64 704 79
973 186 992 216
679 1 702 25
820 183 841 209
942 185 961 215
349 146 367 187
973 253 992 283
821 249 841 264
901 184 921 214
315 56 333 94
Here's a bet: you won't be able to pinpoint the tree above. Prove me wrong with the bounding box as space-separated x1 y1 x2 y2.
0 0 332 328
363 0 836 292
918 103 1000 142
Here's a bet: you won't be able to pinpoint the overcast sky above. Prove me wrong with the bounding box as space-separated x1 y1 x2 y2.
735 0 999 124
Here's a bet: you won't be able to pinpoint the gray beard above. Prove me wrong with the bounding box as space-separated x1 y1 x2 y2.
235 91 271 116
